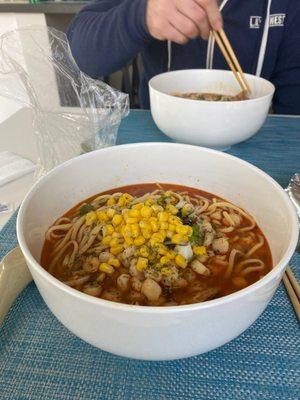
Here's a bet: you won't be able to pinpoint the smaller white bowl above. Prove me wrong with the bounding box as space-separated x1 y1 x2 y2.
149 70 275 149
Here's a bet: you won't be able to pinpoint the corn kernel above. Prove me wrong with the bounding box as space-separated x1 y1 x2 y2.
97 272 106 282
107 197 116 206
110 245 124 255
141 229 152 239
96 210 108 222
104 224 114 235
168 215 181 225
122 210 129 219
171 234 183 244
108 258 121 268
166 204 178 215
176 225 189 235
109 237 119 247
116 224 124 233
134 236 146 246
139 246 149 258
132 202 144 210
85 211 97 226
149 238 159 247
193 245 207 256
145 197 154 206
124 236 134 246
175 254 187 269
118 193 132 207
151 204 163 214
167 250 176 259
158 211 169 222
136 257 148 271
158 230 167 240
139 220 151 230
112 214 123 226
112 231 121 238
102 235 112 245
128 209 140 218
160 256 169 265
160 222 169 230
182 203 194 217
166 230 174 239
152 232 164 243
161 267 172 276
181 235 189 243
130 223 140 238
99 263 115 274
121 224 131 237
126 217 139 224
106 208 116 218
140 205 152 219
168 224 176 232
156 244 168 255
150 220 159 232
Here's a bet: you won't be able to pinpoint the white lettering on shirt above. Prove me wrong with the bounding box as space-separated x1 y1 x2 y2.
249 14 286 29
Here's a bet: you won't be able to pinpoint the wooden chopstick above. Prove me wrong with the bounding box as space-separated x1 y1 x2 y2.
218 29 251 93
286 267 300 300
283 267 300 321
213 29 251 94
213 31 247 93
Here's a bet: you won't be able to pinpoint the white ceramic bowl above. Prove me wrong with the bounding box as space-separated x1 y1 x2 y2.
149 70 275 149
17 143 298 360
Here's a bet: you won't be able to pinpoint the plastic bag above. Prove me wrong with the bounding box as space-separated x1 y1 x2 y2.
0 26 129 177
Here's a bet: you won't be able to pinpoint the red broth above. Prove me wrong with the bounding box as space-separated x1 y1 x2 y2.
41 184 272 306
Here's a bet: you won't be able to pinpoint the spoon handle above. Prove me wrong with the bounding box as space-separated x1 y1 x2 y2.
0 247 32 325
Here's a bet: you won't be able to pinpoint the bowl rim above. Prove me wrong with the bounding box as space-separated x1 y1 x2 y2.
149 69 275 104
17 142 299 314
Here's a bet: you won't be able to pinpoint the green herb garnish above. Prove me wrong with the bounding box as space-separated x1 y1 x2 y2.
79 203 94 216
190 223 203 245
157 195 168 206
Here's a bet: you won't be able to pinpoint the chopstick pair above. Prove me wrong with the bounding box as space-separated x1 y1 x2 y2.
213 29 251 94
283 267 300 321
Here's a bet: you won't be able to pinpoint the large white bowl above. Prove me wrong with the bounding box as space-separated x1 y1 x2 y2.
149 70 275 149
17 143 298 360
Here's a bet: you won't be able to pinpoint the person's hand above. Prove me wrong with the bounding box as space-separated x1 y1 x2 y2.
146 0 222 44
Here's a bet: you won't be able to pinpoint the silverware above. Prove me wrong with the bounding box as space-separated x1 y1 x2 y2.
0 247 32 325
286 173 300 253
284 173 300 319
286 173 300 219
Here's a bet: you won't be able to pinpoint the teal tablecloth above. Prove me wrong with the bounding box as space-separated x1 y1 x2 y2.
0 111 299 400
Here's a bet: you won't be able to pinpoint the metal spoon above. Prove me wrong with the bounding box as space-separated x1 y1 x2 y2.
286 173 300 253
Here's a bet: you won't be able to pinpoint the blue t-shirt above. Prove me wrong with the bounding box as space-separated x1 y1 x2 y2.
67 0 300 115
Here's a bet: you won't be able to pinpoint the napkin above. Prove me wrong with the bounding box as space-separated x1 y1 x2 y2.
0 151 36 187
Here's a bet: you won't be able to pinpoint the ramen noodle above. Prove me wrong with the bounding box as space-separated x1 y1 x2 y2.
41 184 272 306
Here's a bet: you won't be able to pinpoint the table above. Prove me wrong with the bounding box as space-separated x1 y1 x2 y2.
0 110 299 400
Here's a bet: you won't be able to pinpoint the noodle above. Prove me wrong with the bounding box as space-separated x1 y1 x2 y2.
41 184 272 306
235 259 264 275
245 235 264 257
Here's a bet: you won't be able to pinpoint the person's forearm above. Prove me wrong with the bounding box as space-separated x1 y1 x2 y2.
67 0 152 78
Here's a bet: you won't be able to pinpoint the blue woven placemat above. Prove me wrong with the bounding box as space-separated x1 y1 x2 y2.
0 111 299 400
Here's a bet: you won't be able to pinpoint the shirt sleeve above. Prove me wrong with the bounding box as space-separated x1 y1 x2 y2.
271 4 300 115
67 0 152 78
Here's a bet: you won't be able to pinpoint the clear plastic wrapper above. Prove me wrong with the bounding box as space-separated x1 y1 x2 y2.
0 27 129 176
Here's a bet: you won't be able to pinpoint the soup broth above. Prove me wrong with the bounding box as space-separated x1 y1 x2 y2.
41 184 272 306
173 92 249 101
